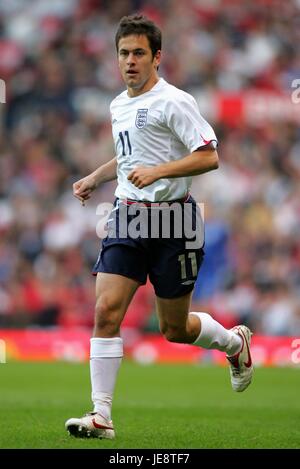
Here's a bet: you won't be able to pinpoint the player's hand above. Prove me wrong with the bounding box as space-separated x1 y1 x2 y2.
127 166 159 189
73 175 97 206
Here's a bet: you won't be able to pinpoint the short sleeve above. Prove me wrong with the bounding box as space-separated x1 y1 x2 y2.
164 93 218 153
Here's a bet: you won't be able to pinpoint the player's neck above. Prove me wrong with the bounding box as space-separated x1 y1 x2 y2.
127 75 160 98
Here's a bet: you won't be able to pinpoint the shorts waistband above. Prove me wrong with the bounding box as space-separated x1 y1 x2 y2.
120 193 190 207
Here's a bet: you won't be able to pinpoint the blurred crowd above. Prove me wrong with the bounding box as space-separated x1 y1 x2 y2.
0 0 300 336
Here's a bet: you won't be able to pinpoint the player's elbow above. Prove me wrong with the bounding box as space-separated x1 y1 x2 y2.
204 150 219 172
211 151 219 170
194 149 219 173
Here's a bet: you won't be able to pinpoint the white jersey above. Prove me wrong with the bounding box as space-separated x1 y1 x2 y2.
110 78 217 202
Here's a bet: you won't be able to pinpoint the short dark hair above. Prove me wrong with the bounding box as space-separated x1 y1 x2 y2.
115 14 162 58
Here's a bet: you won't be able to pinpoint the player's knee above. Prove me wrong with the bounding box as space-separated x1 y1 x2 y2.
163 326 186 343
94 295 122 334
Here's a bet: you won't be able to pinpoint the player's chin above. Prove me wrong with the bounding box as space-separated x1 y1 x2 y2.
126 77 141 88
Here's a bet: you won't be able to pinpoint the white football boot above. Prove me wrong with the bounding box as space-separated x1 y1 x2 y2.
226 325 254 392
65 412 115 439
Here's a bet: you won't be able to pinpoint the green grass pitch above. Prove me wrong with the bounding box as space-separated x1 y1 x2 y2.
0 361 299 449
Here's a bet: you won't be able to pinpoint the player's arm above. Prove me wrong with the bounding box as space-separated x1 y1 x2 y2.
156 143 219 178
73 157 117 204
127 143 218 189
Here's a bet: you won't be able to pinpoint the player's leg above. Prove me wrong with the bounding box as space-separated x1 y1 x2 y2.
65 240 145 440
156 294 253 391
156 293 253 392
91 271 140 417
90 272 139 421
66 272 140 439
66 197 151 438
155 290 195 343
156 292 241 352
94 271 139 337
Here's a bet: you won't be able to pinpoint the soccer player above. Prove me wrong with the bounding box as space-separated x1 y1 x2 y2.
65 15 253 439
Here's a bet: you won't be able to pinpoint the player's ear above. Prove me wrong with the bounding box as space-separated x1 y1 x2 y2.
154 50 161 70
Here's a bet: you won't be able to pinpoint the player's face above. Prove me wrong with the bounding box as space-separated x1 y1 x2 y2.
118 34 161 97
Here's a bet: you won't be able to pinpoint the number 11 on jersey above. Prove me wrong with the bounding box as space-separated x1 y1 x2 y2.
119 131 132 156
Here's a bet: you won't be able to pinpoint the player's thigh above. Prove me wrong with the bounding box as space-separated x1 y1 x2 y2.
95 272 140 323
155 290 193 331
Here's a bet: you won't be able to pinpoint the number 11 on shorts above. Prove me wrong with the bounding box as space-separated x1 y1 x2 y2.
178 253 198 279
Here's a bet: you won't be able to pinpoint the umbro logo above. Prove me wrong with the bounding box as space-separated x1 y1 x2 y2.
181 280 195 286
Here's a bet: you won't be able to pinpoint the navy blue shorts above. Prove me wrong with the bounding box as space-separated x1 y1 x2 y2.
92 195 205 299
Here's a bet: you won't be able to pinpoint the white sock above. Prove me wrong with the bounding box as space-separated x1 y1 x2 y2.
90 337 123 421
190 312 242 356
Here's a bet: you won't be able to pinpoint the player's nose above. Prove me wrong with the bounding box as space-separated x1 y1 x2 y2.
126 52 136 65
